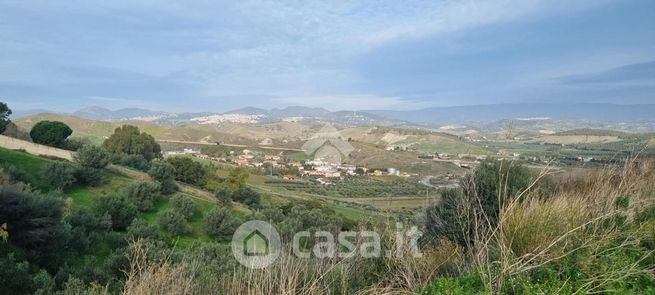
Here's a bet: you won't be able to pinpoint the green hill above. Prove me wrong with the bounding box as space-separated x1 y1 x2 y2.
0 146 225 246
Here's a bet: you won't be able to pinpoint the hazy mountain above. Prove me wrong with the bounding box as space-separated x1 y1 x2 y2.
73 106 169 120
366 103 655 124
10 109 52 119
47 103 655 126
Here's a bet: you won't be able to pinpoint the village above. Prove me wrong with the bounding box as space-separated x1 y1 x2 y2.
165 146 418 186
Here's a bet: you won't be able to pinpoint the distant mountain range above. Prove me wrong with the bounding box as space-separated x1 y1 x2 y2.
366 103 655 124
11 103 655 126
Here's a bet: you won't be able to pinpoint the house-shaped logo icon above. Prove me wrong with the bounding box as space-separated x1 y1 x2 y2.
232 220 281 269
243 229 270 257
301 124 354 165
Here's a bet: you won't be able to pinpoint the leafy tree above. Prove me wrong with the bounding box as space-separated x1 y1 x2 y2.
0 101 12 134
462 159 531 222
73 166 105 186
148 160 177 194
158 210 191 236
423 160 532 247
103 125 161 161
119 154 151 171
0 186 70 269
93 194 138 230
215 188 232 205
166 156 208 186
0 250 34 295
73 145 111 169
41 161 76 190
225 167 249 190
126 219 161 241
29 120 72 147
231 187 261 208
125 181 161 212
203 207 237 239
171 194 197 220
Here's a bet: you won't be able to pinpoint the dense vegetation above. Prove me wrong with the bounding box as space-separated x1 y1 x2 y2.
265 175 438 198
0 103 653 294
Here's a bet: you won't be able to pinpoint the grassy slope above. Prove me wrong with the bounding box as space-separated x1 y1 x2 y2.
0 147 232 245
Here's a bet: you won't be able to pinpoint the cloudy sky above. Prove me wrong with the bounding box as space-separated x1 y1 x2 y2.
1 0 654 112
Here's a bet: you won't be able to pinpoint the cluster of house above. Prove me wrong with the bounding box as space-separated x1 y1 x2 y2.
166 147 416 185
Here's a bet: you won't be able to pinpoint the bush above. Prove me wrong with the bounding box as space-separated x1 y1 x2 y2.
2 164 36 186
215 188 232 204
29 121 72 147
103 125 161 161
171 194 197 220
166 156 208 186
462 159 531 222
158 210 191 236
148 160 177 194
41 161 76 190
62 137 92 151
119 154 151 171
93 194 138 230
73 145 111 169
423 160 532 247
231 187 261 208
73 166 106 186
126 219 161 241
125 181 161 212
203 207 237 239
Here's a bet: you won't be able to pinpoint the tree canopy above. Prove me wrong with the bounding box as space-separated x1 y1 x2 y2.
73 145 111 169
0 102 12 134
29 121 72 147
166 156 207 186
102 125 161 161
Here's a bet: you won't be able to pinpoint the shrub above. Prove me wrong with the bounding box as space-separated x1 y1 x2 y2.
225 167 249 190
119 154 151 171
231 187 261 208
73 166 106 186
127 219 161 241
63 137 92 151
103 125 161 161
93 194 138 230
166 156 208 186
41 161 76 190
423 160 532 247
158 210 191 236
125 181 161 212
73 145 111 169
462 159 531 222
2 164 36 186
203 207 237 239
29 120 72 147
148 160 177 194
214 188 232 204
171 194 197 220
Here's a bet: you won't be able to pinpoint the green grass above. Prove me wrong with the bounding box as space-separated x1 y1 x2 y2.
0 147 231 245
0 147 50 189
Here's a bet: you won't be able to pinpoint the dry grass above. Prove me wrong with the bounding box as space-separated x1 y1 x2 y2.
466 157 655 293
121 157 655 295
123 241 197 295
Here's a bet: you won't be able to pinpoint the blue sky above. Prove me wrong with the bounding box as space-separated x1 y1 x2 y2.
1 0 654 112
